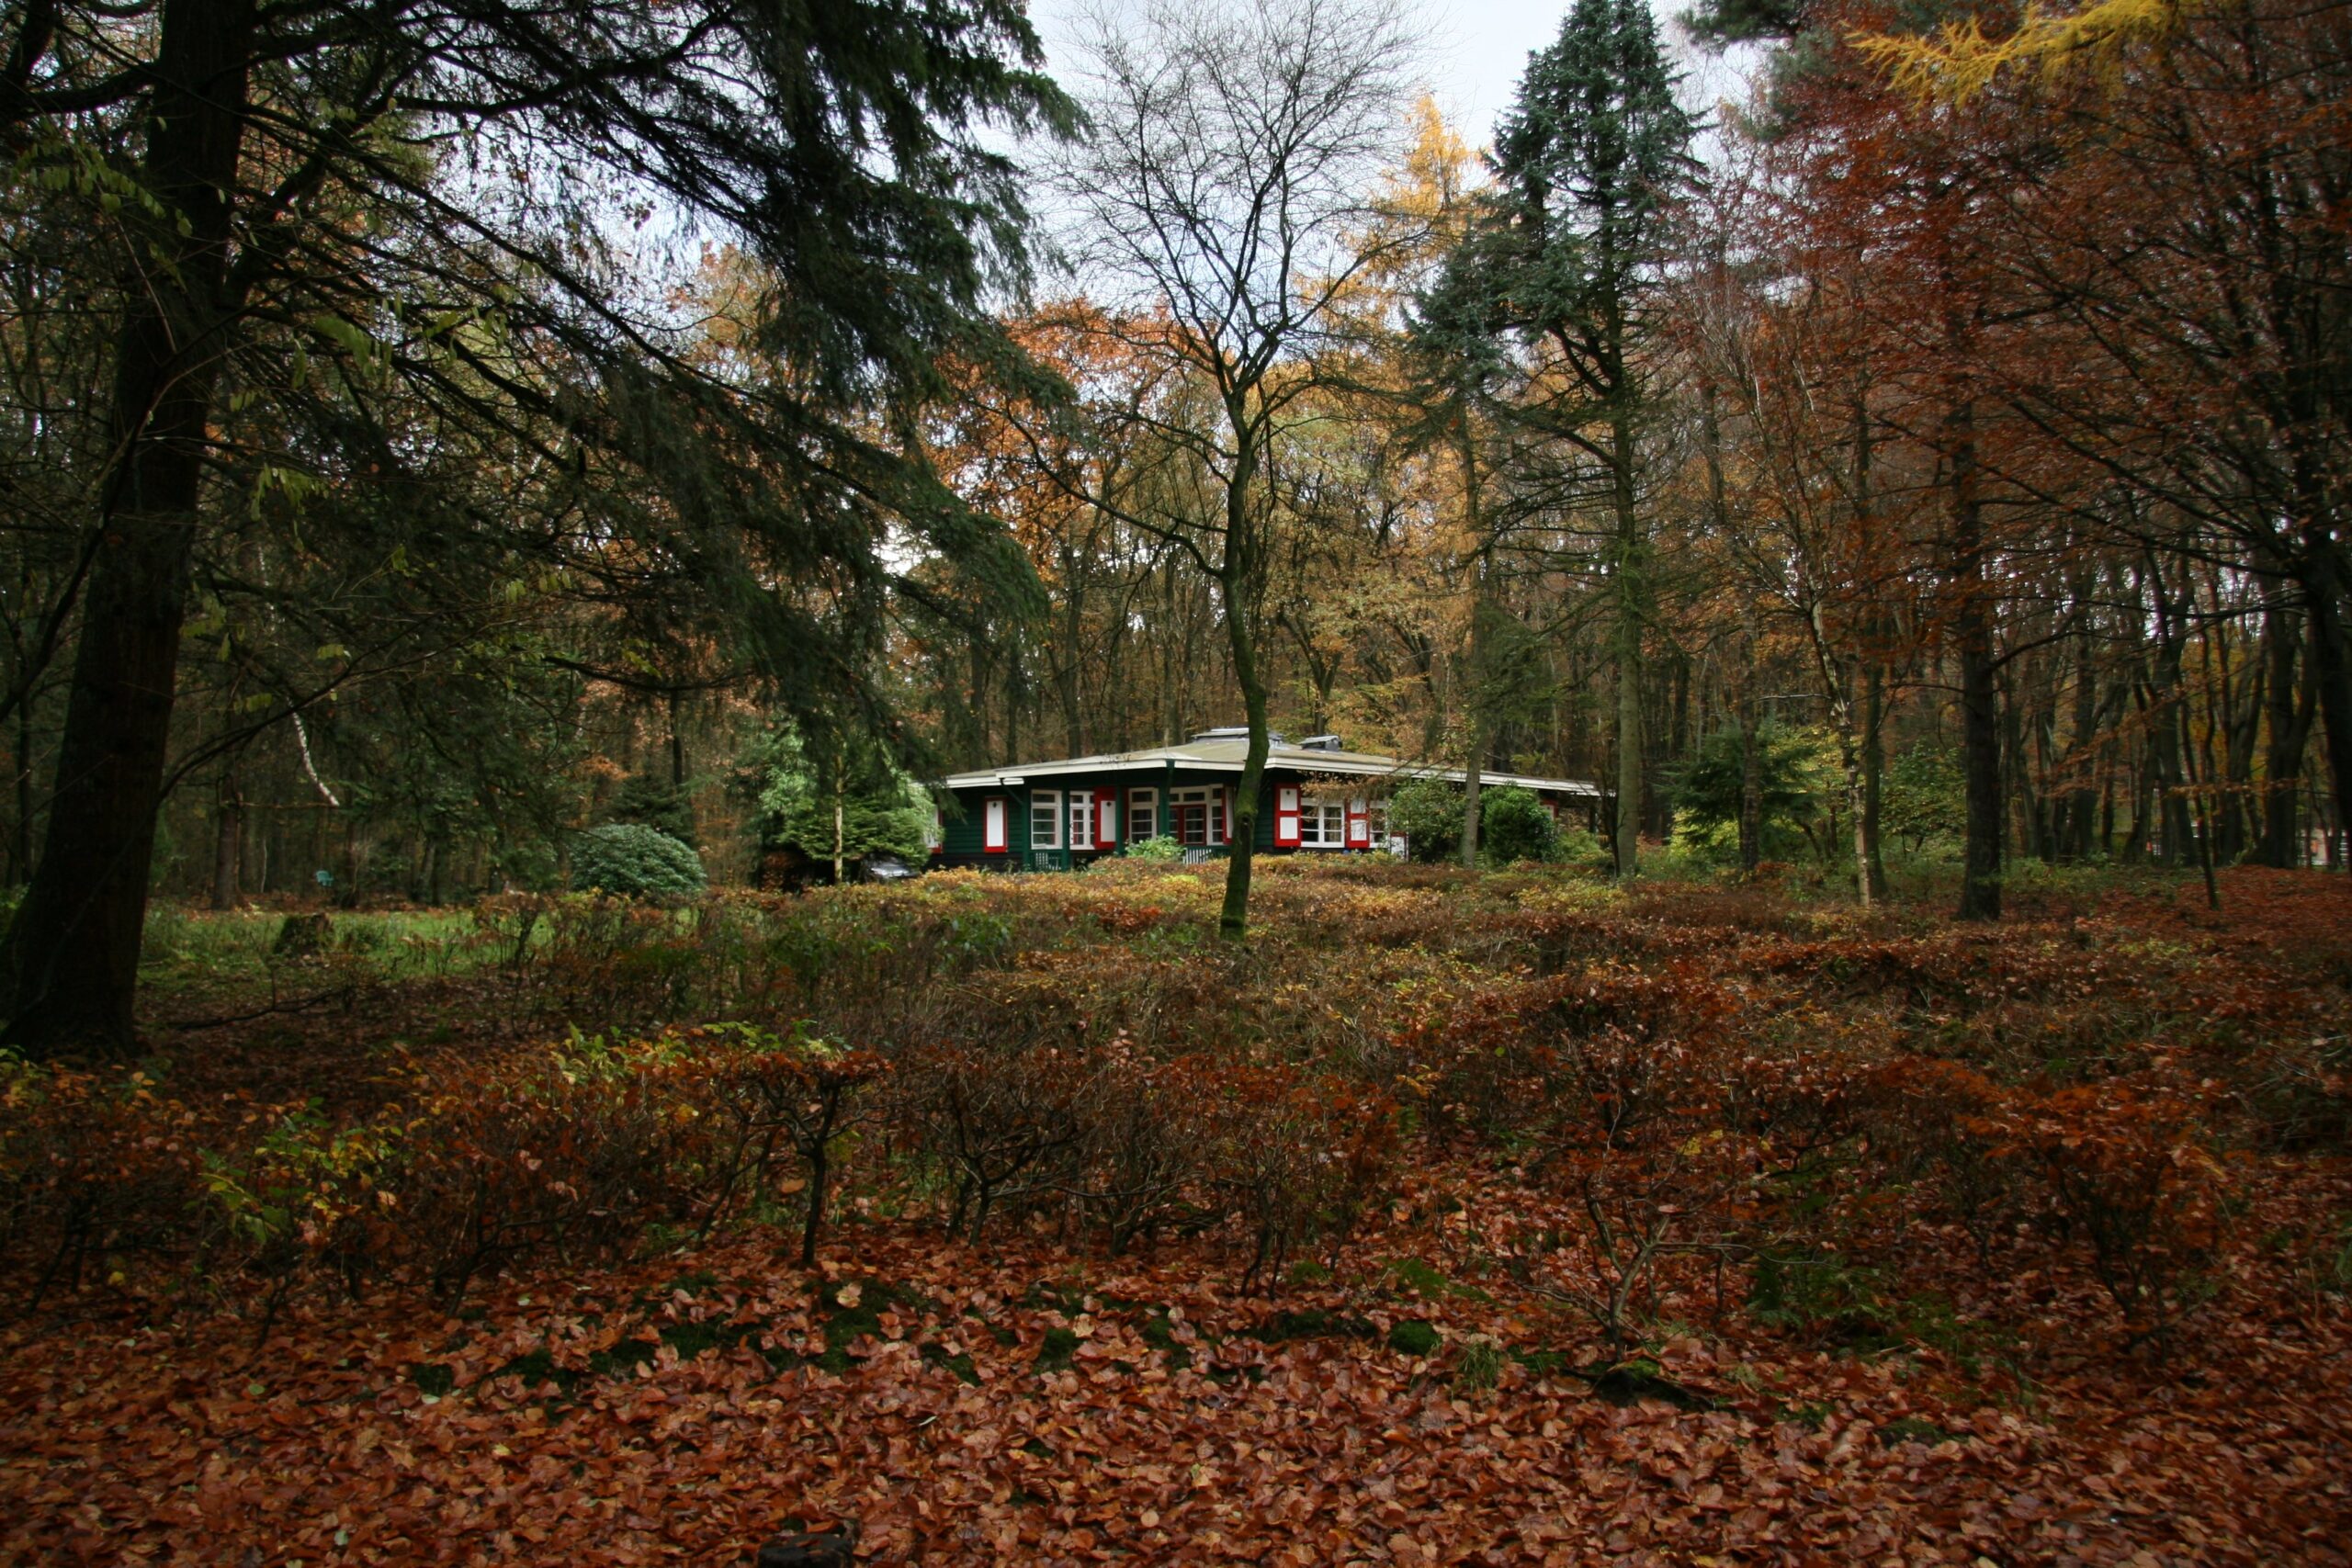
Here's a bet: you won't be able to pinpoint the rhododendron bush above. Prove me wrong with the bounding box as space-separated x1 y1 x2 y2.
5 863 2349 1562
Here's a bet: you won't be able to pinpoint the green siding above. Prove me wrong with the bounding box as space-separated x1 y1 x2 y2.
938 768 1406 868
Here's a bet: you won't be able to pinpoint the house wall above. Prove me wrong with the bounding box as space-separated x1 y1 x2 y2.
935 771 1354 869
935 768 1592 870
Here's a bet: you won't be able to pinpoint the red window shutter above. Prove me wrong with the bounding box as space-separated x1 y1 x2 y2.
1347 796 1370 848
984 797 1008 853
1274 785 1301 848
1098 788 1118 845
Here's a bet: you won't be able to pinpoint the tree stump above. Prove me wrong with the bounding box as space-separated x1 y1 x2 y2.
753 1524 857 1566
271 912 334 959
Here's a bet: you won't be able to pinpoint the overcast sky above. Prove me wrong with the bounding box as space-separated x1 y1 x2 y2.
1035 0 1751 156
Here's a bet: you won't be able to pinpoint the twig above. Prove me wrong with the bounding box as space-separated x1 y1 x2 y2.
161 987 354 1032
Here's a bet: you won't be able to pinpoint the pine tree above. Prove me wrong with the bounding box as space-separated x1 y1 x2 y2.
0 0 1070 1053
1484 0 1697 876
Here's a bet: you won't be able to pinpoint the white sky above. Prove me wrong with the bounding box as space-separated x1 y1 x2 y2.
1034 0 1751 158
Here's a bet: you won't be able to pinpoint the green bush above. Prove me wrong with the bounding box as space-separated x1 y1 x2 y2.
1476 785 1559 866
1671 721 1829 861
1122 835 1185 862
1386 778 1464 863
571 823 707 897
748 726 930 867
1883 745 1966 855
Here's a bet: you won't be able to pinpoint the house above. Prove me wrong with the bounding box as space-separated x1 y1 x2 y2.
933 728 1601 870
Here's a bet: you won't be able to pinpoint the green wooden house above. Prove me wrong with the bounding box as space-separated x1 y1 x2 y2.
931 728 1600 870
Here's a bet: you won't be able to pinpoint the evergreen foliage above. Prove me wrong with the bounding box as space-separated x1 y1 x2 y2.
606 775 698 849
1486 0 1700 355
750 727 930 868
571 824 707 897
1476 786 1562 865
0 0 1074 1051
1679 0 1809 47
1882 747 1969 855
1387 779 1466 863
1673 723 1826 856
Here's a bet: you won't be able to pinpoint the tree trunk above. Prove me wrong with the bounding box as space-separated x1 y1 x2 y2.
2260 587 2314 867
211 768 242 911
667 689 685 787
1701 382 1758 874
1852 400 1887 898
1611 408 1642 879
2297 531 2352 873
1459 419 1490 871
1218 406 1268 943
831 739 846 886
2145 557 2194 867
1737 690 1762 874
1 0 256 1052
1949 400 2001 920
10 700 32 887
2064 597 2101 861
1460 714 1486 869
1056 539 1085 755
1861 656 1888 897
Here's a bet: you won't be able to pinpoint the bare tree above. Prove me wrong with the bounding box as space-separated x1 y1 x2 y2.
1053 0 1422 941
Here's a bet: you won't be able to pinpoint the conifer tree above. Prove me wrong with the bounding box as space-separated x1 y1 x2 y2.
0 0 1069 1052
1482 0 1696 875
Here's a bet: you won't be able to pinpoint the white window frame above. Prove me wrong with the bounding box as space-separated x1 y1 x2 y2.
1127 787 1158 841
1300 795 1349 850
1170 785 1223 846
1069 792 1094 851
1030 788 1062 850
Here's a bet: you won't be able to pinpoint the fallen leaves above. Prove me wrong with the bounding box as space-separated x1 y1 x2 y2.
6 1214 2350 1565
10 866 2352 1562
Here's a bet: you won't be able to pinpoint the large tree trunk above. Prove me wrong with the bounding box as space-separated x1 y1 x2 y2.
1218 409 1267 943
2259 587 2314 867
2064 592 2101 861
1 0 256 1053
1861 656 1888 897
2298 530 2352 872
1055 539 1085 755
1459 422 1489 871
1700 383 1759 875
1737 682 1762 875
1948 400 2002 920
2144 557 2194 866
210 768 242 912
1852 401 1887 898
1611 408 1642 878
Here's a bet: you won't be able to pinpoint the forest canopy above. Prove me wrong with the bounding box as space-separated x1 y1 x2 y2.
6 3 2352 1563
0 0 2346 1043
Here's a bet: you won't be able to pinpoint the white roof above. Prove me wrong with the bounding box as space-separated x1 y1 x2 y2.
942 735 1599 797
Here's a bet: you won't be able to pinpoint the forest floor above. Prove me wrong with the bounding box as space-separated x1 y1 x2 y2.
5 862 2351 1565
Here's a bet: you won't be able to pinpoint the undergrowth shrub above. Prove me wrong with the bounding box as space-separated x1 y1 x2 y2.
571 823 707 897
1979 1077 2230 1339
16 862 2328 1354
1476 786 1560 866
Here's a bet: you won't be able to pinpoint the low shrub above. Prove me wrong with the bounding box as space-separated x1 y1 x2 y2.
1477 785 1559 866
571 823 707 897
